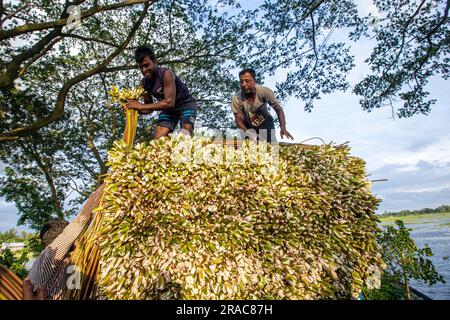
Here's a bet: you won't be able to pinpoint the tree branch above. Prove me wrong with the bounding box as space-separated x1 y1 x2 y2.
19 140 64 218
74 91 108 184
0 1 76 89
61 33 120 48
0 0 155 41
0 2 32 25
82 81 108 181
68 176 91 198
102 64 136 73
98 73 118 139
18 36 63 78
310 12 318 61
0 0 3 28
385 0 427 72
424 0 450 40
0 1 152 142
168 0 175 49
298 0 327 21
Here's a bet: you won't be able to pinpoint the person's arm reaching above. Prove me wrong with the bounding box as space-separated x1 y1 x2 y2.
234 112 259 141
136 91 153 115
266 89 294 140
231 96 257 141
234 112 248 132
232 95 248 132
271 103 294 140
27 183 105 292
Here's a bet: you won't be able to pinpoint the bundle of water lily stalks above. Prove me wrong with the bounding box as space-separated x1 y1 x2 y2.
66 132 385 300
0 264 22 300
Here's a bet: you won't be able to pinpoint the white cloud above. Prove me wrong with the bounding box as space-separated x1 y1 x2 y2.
370 160 450 212
270 24 450 213
373 188 450 213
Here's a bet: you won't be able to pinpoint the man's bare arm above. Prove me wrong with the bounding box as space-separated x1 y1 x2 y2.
234 113 259 141
137 92 153 115
234 112 248 132
271 103 294 140
27 183 105 291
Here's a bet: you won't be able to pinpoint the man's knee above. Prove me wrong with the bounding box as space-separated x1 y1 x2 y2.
181 123 194 136
153 126 171 139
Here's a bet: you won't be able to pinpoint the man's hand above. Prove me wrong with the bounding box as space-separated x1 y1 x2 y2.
245 129 258 142
124 100 143 112
280 128 294 140
22 277 45 300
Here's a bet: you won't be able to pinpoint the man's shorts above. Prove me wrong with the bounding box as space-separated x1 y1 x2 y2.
255 126 277 143
244 117 277 143
156 108 197 131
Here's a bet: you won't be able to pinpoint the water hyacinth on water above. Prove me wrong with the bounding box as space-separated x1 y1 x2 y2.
94 134 385 299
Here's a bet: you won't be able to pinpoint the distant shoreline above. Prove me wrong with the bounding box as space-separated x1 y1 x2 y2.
378 211 450 223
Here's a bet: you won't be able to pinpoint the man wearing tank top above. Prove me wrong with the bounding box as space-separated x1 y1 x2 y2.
124 46 197 139
231 68 294 143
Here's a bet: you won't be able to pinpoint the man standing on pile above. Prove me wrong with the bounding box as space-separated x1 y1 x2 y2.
231 68 294 143
124 46 197 139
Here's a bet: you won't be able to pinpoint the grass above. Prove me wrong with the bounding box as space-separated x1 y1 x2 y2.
378 212 450 225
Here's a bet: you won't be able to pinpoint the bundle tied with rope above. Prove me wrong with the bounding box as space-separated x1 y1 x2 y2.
0 264 23 300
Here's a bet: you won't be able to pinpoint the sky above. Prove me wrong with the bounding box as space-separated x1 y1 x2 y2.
1 0 449 232
264 0 450 214
279 77 449 213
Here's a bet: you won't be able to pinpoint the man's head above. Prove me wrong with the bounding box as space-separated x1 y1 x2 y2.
40 219 69 248
239 68 257 94
135 46 157 79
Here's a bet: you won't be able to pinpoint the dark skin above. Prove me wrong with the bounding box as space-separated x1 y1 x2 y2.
22 277 45 300
123 56 193 138
234 72 294 140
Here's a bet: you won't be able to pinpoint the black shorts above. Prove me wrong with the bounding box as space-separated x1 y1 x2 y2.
255 126 277 143
156 108 197 131
244 118 277 143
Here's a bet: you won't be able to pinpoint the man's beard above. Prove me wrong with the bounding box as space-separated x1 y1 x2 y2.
243 90 255 97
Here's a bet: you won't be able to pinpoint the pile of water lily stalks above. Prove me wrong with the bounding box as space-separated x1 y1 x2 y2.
62 85 385 300
72 133 384 300
0 265 22 300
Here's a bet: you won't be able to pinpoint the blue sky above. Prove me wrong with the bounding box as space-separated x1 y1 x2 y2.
1 0 449 232
265 0 450 213
278 76 449 213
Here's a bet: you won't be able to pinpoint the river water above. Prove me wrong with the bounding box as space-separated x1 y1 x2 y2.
380 215 450 300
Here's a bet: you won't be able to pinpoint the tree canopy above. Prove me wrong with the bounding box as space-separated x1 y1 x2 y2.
0 0 448 230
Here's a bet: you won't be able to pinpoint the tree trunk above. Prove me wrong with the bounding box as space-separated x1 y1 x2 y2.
401 252 412 300
403 271 412 300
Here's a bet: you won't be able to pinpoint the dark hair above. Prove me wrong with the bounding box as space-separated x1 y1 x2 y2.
40 219 69 247
239 68 256 80
134 45 156 63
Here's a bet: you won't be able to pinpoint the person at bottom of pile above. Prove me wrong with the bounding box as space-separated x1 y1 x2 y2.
24 184 105 300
